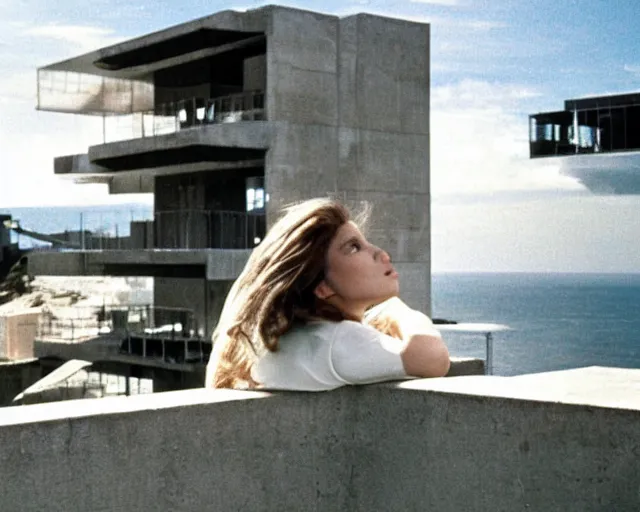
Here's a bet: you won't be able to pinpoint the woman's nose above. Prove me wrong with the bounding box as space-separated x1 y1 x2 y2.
374 248 391 263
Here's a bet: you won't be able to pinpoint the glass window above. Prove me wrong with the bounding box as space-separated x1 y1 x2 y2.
246 188 256 212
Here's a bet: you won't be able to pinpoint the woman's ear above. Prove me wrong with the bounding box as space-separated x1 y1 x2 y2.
314 280 335 300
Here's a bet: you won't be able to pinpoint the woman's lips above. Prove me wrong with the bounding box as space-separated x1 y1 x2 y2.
385 269 398 278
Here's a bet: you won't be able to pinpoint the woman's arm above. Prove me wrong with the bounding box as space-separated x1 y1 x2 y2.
365 298 450 378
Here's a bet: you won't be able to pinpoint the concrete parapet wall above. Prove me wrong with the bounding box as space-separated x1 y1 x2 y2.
0 366 638 511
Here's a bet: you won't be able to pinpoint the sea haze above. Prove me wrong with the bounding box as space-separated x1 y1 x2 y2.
433 272 640 376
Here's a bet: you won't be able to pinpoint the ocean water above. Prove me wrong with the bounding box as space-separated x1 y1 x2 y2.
433 272 640 376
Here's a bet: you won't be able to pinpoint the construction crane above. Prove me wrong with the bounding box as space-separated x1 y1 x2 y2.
2 219 82 249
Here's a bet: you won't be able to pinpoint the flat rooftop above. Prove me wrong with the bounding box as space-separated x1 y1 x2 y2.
564 91 640 111
39 9 267 78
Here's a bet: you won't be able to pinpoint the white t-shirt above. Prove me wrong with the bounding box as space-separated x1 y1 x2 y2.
250 320 409 391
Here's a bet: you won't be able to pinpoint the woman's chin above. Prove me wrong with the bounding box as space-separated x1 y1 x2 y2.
380 287 400 302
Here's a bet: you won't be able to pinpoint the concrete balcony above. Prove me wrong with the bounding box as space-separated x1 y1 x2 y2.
86 94 270 176
45 209 264 251
34 304 212 371
27 247 252 280
0 366 638 511
25 209 263 280
51 93 269 193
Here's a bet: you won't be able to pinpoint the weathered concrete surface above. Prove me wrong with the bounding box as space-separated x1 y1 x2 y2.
262 10 431 312
0 366 639 512
444 356 484 377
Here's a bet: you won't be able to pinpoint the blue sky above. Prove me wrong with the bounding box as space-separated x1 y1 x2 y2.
2 0 640 272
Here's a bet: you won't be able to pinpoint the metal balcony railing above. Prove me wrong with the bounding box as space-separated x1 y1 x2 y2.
103 90 265 143
23 209 265 251
79 209 265 250
38 304 212 364
37 305 199 343
154 209 265 250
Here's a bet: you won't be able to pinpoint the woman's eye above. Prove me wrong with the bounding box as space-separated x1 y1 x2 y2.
349 242 361 253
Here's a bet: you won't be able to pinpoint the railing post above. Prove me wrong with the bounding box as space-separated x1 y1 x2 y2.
186 210 190 249
220 211 224 248
155 212 159 249
485 332 493 375
244 212 248 248
80 212 85 250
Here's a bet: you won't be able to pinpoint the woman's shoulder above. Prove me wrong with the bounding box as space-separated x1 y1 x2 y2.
283 319 372 342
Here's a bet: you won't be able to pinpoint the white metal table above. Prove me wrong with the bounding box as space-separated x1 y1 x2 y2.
436 323 511 375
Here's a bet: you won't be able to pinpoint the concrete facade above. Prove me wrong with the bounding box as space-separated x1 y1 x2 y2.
0 366 638 511
264 11 431 309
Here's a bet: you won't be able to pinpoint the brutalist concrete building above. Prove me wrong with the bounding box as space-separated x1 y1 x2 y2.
30 5 431 340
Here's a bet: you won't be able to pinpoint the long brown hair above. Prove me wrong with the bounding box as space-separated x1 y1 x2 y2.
205 198 360 389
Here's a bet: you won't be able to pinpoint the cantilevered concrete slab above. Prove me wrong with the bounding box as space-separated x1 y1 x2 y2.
87 122 271 171
54 153 265 193
28 249 251 280
38 9 269 80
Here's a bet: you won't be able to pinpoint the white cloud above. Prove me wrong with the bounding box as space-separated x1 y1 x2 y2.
0 102 142 207
430 79 586 198
23 24 124 54
0 18 135 207
623 64 640 76
0 71 35 103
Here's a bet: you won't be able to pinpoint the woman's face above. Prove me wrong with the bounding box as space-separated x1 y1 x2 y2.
314 221 399 319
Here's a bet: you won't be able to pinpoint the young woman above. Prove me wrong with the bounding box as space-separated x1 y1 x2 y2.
205 198 449 391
